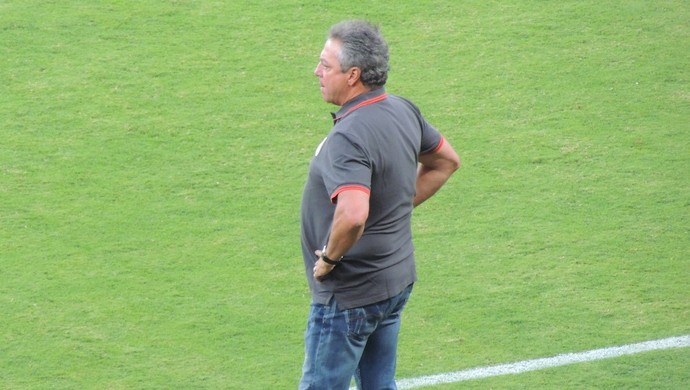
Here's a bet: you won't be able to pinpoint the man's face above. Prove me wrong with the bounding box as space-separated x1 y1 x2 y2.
314 39 351 106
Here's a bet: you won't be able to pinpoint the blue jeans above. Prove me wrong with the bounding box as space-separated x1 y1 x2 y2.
299 284 413 390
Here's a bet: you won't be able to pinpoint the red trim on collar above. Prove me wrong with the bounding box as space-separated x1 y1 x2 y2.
333 93 388 123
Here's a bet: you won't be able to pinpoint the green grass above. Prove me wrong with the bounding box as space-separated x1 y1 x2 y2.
2 0 688 388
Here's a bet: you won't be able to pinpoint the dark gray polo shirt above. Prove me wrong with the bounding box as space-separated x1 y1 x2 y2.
300 88 444 309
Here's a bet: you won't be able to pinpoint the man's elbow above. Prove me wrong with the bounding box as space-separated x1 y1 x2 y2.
433 141 461 174
450 154 461 172
334 191 370 231
344 209 368 230
444 151 461 174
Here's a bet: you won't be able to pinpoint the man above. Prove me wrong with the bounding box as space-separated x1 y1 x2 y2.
299 20 460 390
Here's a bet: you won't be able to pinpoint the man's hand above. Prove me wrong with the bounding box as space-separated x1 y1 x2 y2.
313 249 336 281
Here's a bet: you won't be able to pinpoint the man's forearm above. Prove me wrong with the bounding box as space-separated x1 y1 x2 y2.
325 189 370 260
413 165 455 207
325 217 364 260
414 139 461 207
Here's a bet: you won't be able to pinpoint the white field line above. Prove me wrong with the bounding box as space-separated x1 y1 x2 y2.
350 335 690 390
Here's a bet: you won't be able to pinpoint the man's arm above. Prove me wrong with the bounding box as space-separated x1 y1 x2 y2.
413 139 460 208
313 189 369 281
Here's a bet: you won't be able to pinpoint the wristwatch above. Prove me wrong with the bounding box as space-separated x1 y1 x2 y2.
321 247 342 265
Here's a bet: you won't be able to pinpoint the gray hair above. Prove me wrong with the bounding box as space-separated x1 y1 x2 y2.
328 20 389 88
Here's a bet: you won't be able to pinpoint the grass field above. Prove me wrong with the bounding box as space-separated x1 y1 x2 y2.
2 1 689 388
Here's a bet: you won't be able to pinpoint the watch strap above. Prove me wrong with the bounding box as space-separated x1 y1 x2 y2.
321 253 340 265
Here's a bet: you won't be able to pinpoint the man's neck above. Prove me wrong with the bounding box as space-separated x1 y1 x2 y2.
338 84 371 107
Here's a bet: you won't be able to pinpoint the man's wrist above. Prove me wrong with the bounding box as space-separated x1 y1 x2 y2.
321 246 342 265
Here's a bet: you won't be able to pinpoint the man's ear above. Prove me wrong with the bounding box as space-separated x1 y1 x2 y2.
347 67 362 86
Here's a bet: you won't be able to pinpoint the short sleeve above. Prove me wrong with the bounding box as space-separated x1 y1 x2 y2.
322 131 372 203
395 95 443 155
419 119 443 155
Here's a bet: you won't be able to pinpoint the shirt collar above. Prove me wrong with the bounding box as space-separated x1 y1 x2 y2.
331 88 387 124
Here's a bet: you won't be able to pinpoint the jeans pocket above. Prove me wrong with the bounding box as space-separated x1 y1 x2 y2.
346 305 382 342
